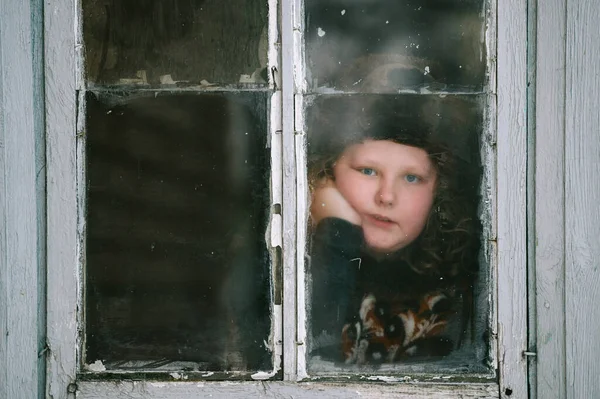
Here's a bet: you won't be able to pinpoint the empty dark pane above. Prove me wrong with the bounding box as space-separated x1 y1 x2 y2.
85 92 272 372
83 0 269 86
305 0 486 92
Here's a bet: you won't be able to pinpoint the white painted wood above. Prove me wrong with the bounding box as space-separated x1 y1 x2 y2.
267 5 284 374
281 0 298 381
0 0 45 397
291 0 309 381
292 0 307 94
482 0 499 371
295 95 308 380
270 91 283 206
44 0 79 398
76 381 499 398
266 92 283 375
564 1 600 397
496 0 529 398
534 1 567 398
267 0 280 92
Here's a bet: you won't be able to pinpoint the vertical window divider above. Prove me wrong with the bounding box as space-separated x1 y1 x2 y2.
497 0 529 396
280 0 299 381
45 0 79 395
267 0 284 379
74 0 87 372
75 88 87 371
483 0 499 372
294 93 308 380
292 0 308 382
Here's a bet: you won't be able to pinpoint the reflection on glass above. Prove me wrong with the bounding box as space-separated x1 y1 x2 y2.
85 92 272 372
83 0 268 86
306 95 486 372
305 0 486 92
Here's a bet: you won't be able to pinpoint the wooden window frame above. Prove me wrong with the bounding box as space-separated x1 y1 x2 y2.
36 0 527 397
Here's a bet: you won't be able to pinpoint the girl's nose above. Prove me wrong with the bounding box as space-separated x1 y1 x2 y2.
377 179 396 206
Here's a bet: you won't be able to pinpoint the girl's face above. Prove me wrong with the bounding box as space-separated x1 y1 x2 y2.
333 139 437 253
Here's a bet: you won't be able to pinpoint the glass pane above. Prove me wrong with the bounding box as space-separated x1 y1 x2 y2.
305 0 486 92
83 0 269 86
305 94 488 373
85 92 272 372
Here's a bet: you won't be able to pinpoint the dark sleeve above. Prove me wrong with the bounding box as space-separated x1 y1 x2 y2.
310 217 364 337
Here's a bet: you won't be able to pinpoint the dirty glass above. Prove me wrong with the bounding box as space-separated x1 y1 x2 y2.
305 94 488 374
82 0 268 87
305 0 486 92
84 92 272 372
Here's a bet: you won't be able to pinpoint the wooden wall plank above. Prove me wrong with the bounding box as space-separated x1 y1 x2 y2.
534 1 567 398
44 0 79 397
564 0 600 397
0 0 45 398
496 0 529 397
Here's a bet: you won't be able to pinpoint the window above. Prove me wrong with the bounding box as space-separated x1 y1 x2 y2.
44 0 528 397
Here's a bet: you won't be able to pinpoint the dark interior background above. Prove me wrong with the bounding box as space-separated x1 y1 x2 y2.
85 92 272 371
305 0 486 92
82 0 268 86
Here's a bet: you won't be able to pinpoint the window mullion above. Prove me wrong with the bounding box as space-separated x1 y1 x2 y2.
280 0 299 382
45 0 79 396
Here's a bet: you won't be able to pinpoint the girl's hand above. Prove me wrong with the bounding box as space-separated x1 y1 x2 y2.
310 178 361 226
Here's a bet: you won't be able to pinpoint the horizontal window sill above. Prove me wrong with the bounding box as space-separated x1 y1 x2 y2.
76 380 499 398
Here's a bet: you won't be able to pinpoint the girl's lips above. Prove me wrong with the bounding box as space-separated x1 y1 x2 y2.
365 214 396 229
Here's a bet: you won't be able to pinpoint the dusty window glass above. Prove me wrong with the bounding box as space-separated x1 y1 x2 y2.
84 92 272 372
305 0 486 92
82 0 269 86
305 95 488 373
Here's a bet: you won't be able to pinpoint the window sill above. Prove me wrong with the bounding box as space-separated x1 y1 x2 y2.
76 380 499 398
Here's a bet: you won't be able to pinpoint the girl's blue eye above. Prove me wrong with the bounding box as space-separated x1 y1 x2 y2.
360 168 377 176
405 174 420 183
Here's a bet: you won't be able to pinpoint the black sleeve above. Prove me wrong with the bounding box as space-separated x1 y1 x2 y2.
310 217 364 338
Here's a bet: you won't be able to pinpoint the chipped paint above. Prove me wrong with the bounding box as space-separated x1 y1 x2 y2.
365 375 411 383
169 372 189 380
85 360 106 372
251 371 275 380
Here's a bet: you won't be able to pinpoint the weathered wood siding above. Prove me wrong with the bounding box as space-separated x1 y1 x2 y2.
564 0 600 397
534 0 600 397
0 0 46 398
534 1 566 398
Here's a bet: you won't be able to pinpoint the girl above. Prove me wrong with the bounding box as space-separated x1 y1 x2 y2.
308 96 482 364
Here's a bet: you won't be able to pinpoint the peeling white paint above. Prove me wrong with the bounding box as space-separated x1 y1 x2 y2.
85 360 106 372
201 372 214 377
341 9 346 15
365 375 410 383
317 27 326 37
251 371 276 380
169 372 190 380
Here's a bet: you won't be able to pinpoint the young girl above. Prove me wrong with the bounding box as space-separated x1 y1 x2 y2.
308 96 481 364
